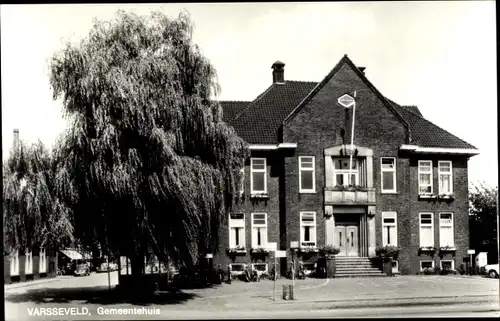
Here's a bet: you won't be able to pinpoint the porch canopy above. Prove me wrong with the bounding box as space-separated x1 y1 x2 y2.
60 249 84 261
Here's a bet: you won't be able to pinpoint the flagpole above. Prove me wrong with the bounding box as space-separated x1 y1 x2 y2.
348 91 357 185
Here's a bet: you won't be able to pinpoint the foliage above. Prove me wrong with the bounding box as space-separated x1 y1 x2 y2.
48 10 248 273
469 183 498 250
250 247 269 254
333 185 366 191
318 245 340 256
3 140 74 253
375 245 399 258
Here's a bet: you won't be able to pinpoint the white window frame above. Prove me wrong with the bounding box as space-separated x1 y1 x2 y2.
39 248 47 273
250 158 267 194
439 212 454 247
229 263 246 276
381 157 397 193
251 263 268 275
439 260 455 271
251 213 268 248
420 260 435 272
10 250 19 276
438 161 453 195
382 211 398 246
418 160 433 194
299 156 316 193
228 213 246 250
419 212 434 247
300 211 317 248
25 250 33 275
333 157 359 186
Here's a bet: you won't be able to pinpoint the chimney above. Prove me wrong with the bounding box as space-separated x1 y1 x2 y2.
271 61 285 84
13 129 19 152
358 67 366 74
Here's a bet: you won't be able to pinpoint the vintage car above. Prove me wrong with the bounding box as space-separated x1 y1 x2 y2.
74 263 90 276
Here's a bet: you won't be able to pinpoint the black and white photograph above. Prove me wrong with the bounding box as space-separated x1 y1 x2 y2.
2 1 498 319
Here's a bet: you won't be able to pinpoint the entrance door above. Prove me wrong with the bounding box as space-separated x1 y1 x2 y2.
334 225 359 256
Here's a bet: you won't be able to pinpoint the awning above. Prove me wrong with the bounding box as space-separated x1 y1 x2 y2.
60 249 84 261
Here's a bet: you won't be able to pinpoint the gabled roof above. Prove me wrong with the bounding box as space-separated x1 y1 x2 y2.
219 101 250 122
220 56 477 151
386 99 477 149
402 105 423 117
283 55 410 142
227 81 317 144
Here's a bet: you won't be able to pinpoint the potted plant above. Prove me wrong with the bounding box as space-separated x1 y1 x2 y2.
318 245 340 258
438 193 455 200
228 245 246 254
419 192 437 199
250 192 269 199
250 247 269 255
418 246 437 256
375 245 399 276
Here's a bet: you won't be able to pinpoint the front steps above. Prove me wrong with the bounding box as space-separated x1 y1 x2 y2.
335 256 386 278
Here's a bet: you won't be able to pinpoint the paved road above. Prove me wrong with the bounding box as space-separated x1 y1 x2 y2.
5 272 499 320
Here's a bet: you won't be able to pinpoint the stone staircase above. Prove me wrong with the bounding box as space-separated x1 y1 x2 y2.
335 256 387 278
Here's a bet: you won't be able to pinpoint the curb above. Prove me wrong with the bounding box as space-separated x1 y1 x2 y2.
221 293 499 310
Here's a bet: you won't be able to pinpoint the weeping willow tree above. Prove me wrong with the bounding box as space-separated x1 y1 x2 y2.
49 10 248 279
3 140 74 255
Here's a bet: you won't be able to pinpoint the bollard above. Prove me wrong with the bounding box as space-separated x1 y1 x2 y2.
289 284 294 300
282 285 288 300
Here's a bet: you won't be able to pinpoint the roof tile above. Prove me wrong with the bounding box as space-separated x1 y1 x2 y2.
220 66 476 150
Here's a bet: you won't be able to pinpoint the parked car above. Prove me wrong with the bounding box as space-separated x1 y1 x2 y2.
484 264 499 278
74 263 90 276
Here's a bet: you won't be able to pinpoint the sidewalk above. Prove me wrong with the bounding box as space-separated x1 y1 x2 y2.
4 276 62 290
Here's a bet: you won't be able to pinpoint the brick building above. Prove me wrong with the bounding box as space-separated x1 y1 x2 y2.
216 55 479 276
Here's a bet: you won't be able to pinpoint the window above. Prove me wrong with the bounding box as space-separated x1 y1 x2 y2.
418 161 433 194
250 158 267 194
333 158 359 186
440 260 455 271
39 248 46 273
438 161 453 194
381 157 396 193
251 213 268 248
299 156 316 193
251 263 268 274
300 212 316 247
229 213 246 249
420 260 435 271
419 213 434 247
10 250 19 276
25 250 33 274
229 263 246 276
382 212 398 246
439 213 454 247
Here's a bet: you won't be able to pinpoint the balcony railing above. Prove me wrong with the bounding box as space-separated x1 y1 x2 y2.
324 186 376 205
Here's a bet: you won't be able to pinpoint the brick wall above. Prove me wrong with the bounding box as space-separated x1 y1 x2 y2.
283 63 407 266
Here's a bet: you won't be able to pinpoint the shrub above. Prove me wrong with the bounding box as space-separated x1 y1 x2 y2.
319 245 340 257
375 245 399 258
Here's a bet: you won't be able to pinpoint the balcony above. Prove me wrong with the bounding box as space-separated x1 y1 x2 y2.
324 186 376 205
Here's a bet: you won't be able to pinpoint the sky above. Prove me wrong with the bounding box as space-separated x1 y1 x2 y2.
1 2 497 188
